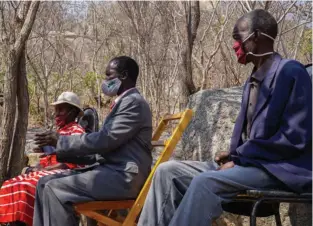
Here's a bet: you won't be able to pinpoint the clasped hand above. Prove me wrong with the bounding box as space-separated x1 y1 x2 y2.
214 151 234 170
34 131 59 148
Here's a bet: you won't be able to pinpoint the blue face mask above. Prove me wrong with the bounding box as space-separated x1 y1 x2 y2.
101 78 122 97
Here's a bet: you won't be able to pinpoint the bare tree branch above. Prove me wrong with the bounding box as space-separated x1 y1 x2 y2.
14 1 40 57
0 2 8 43
281 21 311 35
200 0 219 43
9 1 17 10
277 1 296 24
293 12 309 59
264 1 272 10
242 0 252 12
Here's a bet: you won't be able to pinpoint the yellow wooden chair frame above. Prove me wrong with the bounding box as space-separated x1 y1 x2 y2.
74 109 193 226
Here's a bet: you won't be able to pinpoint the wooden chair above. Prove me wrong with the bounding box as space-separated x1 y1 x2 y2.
74 109 193 226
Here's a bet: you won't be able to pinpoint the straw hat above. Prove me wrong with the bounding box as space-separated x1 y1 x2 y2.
51 92 84 116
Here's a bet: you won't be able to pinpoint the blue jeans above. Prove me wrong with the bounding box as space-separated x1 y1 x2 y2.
138 161 285 226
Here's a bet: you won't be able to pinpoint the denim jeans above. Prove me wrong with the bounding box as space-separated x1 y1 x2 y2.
138 160 285 226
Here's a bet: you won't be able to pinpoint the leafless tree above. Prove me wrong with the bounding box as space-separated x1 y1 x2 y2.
0 1 308 159
0 1 40 185
179 0 200 109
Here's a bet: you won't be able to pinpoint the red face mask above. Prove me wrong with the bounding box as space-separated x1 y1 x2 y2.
55 110 73 128
233 41 247 65
55 115 67 128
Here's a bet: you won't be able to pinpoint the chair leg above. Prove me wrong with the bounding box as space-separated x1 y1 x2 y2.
274 212 282 226
250 199 263 226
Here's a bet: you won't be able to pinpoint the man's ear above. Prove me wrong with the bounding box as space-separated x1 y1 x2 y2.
120 71 128 80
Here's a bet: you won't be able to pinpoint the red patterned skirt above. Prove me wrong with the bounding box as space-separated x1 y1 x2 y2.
0 169 69 226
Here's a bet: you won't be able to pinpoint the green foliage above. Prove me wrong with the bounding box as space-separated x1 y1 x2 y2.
83 71 98 89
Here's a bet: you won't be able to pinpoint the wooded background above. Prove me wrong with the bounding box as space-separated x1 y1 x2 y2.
0 0 311 185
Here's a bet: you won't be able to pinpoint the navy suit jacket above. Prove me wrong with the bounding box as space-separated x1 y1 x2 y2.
230 53 312 193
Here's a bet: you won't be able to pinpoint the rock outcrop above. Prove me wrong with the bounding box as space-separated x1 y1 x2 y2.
178 86 242 161
25 128 45 166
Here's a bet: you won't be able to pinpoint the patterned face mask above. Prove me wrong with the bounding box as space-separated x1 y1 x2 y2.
101 78 122 97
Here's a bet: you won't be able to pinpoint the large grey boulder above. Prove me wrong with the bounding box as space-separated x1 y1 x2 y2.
172 86 311 226
178 86 242 162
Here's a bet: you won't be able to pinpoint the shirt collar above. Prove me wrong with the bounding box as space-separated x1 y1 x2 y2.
114 87 137 104
57 121 77 133
251 53 277 83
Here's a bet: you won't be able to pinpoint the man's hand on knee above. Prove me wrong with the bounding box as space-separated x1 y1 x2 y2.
217 161 235 171
214 152 230 166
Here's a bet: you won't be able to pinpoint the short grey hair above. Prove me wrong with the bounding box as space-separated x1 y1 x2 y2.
240 9 278 40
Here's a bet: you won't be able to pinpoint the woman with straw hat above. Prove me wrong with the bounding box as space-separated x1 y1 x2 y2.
0 92 85 226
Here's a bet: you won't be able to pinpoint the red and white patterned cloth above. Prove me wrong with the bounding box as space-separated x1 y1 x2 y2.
0 122 85 226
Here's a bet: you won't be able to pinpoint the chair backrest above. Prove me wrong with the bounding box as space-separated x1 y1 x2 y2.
122 109 193 225
78 107 99 133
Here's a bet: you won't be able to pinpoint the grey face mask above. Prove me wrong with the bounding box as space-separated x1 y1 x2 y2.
101 78 122 97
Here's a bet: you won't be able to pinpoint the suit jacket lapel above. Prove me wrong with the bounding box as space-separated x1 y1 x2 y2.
252 54 282 123
239 82 251 130
103 88 139 124
233 82 250 148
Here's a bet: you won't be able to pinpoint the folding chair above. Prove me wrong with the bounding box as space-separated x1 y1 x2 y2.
222 190 312 226
78 107 100 133
74 109 193 226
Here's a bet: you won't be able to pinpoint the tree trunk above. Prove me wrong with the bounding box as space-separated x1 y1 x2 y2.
180 0 200 110
8 49 29 177
0 1 40 186
0 53 18 184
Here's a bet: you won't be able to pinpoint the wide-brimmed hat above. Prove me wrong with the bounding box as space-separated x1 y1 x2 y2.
51 92 84 116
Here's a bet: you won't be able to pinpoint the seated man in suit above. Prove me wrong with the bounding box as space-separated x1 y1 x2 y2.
33 56 152 226
138 9 312 226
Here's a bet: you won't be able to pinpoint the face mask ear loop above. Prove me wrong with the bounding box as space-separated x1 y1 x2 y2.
246 52 274 57
245 31 275 57
242 32 254 44
260 32 275 41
